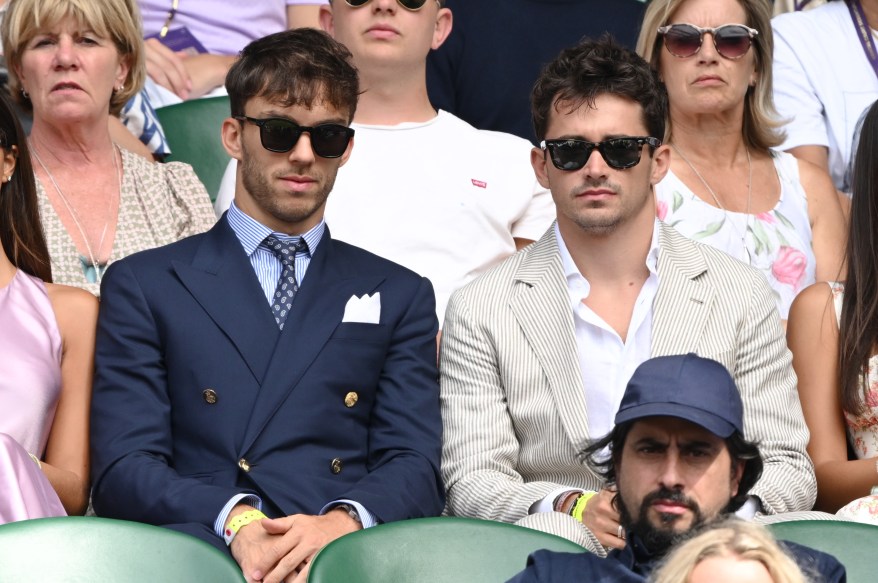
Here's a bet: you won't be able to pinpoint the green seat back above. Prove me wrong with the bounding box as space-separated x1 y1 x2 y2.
307 516 587 583
0 516 244 582
768 519 878 583
155 95 231 201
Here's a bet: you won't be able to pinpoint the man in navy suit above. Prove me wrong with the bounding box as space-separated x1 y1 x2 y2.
90 28 443 583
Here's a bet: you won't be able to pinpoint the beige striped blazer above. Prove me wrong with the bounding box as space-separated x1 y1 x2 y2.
439 222 816 551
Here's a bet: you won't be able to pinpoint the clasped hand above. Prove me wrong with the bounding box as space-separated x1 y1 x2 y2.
231 509 360 583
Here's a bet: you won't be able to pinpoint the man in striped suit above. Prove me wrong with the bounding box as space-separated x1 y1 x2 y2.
439 38 815 554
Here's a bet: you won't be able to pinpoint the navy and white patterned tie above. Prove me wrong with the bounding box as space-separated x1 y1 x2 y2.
264 235 307 330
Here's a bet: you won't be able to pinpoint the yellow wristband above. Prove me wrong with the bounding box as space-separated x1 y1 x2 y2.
223 509 266 545
571 491 597 523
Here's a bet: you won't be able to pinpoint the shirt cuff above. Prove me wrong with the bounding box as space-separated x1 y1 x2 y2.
320 499 378 528
214 493 263 539
735 496 761 519
529 487 585 514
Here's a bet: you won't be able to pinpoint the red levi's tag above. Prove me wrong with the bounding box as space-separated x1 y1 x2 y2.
471 179 487 188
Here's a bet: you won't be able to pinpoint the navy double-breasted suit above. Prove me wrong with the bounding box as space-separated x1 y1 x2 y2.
90 216 444 548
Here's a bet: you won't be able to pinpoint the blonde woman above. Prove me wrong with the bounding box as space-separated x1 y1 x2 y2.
637 0 845 324
652 520 819 583
1 0 215 296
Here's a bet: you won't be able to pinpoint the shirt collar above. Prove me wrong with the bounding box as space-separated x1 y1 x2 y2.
226 200 324 257
555 219 660 295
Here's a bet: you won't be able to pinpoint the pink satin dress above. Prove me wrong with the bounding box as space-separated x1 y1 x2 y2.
0 270 66 522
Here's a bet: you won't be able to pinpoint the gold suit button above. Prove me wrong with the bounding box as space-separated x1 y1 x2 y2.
344 392 358 408
202 389 218 404
330 458 343 474
238 458 251 472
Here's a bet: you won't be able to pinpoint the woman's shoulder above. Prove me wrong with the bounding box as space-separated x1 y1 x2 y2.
45 283 98 342
121 148 200 182
789 280 840 323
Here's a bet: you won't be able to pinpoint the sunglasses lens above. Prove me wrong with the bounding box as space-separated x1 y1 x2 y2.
310 124 353 158
398 0 429 8
548 141 592 171
663 25 702 57
714 25 753 58
255 119 300 152
345 0 429 8
600 139 642 169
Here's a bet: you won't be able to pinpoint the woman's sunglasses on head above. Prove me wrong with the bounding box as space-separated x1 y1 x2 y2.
657 23 759 60
342 0 441 11
236 117 355 158
540 137 662 171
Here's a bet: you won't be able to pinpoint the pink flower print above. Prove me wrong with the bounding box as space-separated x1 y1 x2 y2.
867 381 878 408
656 199 668 222
771 246 807 291
756 212 775 224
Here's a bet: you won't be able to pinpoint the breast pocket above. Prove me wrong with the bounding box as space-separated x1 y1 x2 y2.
330 322 388 343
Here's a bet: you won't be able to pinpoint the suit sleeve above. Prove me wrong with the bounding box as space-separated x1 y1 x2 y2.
90 260 244 527
334 276 445 522
440 290 604 553
737 271 817 513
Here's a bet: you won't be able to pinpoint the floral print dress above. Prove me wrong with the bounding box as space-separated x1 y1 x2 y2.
655 150 815 319
828 282 878 524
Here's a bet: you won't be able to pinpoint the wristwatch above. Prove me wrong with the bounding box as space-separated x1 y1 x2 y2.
334 503 362 524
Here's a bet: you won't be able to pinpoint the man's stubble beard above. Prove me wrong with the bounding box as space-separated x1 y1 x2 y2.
618 487 710 555
241 142 335 227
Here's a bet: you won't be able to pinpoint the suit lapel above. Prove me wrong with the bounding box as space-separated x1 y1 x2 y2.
240 232 384 452
509 228 591 450
173 219 279 383
652 223 713 356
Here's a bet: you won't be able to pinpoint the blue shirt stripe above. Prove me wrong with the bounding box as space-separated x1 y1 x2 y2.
226 201 324 305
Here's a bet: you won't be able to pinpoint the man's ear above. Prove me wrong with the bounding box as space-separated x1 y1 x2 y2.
730 459 745 498
319 5 334 35
221 117 244 161
649 144 671 186
431 7 453 50
531 146 551 190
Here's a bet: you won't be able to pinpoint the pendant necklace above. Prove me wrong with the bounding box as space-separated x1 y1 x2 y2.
671 143 753 265
32 143 122 284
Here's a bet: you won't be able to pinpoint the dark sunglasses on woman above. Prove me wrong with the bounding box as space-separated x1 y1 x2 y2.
236 117 355 158
657 23 759 60
342 0 440 10
540 137 662 171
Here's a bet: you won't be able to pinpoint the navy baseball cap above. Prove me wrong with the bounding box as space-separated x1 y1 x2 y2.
614 353 744 438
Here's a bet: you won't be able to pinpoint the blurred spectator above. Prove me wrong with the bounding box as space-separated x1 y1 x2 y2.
2 0 215 295
787 98 878 523
772 0 878 195
651 520 813 583
0 89 96 522
639 0 846 323
218 0 555 324
426 0 648 143
773 0 828 15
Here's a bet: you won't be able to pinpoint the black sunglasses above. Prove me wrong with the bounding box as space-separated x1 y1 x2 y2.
657 23 759 60
343 0 440 10
236 117 354 158
540 137 661 171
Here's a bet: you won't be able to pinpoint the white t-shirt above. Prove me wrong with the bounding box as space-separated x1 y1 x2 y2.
772 1 878 192
215 110 555 323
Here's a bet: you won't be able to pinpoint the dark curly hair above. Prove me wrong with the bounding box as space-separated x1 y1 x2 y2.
226 28 360 122
531 35 668 142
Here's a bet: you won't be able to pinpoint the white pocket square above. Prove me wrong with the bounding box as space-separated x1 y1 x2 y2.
342 292 381 324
